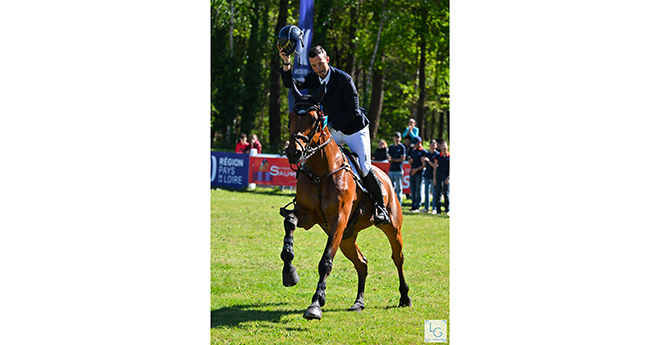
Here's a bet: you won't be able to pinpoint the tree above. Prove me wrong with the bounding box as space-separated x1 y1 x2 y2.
210 0 450 151
268 0 290 150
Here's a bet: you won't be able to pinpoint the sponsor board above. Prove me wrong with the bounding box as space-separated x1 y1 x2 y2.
211 152 249 189
210 152 412 194
249 155 298 186
372 161 411 194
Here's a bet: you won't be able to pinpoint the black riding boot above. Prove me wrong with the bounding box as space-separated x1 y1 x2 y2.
363 169 391 225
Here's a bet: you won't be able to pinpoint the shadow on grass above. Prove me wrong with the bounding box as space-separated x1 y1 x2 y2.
211 303 398 329
211 303 305 329
384 304 414 310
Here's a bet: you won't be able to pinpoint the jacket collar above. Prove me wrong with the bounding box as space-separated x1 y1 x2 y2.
325 66 338 94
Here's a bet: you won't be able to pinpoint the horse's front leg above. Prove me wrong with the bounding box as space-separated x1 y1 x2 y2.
281 212 299 287
303 223 345 320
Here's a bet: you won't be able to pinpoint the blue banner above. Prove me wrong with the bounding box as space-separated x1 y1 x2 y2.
288 0 314 111
293 0 314 80
210 151 249 189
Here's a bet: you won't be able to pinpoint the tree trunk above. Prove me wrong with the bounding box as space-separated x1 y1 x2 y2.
446 109 450 143
366 0 387 102
268 0 289 149
415 13 427 139
229 0 234 57
367 56 385 140
429 109 436 141
438 109 444 142
241 2 263 137
345 2 359 78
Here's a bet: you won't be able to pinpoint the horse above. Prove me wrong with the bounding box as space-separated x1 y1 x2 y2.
279 82 412 320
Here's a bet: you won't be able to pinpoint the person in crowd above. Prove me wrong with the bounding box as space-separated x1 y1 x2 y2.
387 132 406 205
403 136 413 160
408 136 427 212
280 140 290 156
373 139 389 162
249 134 262 154
402 136 413 200
235 133 250 154
421 139 440 213
278 44 390 224
433 140 450 216
402 118 419 141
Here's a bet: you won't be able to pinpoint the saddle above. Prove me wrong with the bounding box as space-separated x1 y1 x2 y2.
338 147 372 239
279 148 373 240
339 147 367 193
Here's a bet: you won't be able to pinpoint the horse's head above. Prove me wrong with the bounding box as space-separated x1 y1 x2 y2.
285 82 327 164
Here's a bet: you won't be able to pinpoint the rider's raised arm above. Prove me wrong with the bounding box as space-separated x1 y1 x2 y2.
279 67 314 90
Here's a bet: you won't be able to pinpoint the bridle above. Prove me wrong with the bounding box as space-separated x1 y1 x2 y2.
286 101 354 229
288 102 333 172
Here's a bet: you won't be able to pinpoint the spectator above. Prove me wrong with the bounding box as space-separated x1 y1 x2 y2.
403 136 413 160
422 139 440 213
373 139 388 162
280 140 290 156
408 136 426 212
402 118 419 141
235 133 250 154
387 132 406 205
249 134 262 154
402 136 413 200
433 140 450 216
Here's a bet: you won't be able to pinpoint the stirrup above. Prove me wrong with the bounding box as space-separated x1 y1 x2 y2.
374 205 390 225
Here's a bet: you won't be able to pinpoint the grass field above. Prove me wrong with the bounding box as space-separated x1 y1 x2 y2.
211 187 449 344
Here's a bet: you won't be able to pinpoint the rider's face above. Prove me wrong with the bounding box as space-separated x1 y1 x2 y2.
309 54 330 79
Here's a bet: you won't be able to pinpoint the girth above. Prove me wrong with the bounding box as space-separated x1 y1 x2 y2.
300 159 351 229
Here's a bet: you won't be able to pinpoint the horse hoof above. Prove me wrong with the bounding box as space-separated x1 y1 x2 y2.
303 305 322 320
348 302 365 312
398 296 412 307
282 267 299 287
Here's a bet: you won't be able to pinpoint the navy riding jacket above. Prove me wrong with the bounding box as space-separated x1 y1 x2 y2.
280 66 370 135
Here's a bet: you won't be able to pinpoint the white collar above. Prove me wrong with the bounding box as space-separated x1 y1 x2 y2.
319 67 331 85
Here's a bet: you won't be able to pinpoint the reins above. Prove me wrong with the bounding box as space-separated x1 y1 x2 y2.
286 102 352 228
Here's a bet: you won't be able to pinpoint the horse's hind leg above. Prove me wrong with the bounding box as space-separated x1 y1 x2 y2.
339 237 368 311
281 212 299 287
379 223 412 307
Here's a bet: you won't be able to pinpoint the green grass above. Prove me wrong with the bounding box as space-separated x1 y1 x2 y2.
211 187 449 344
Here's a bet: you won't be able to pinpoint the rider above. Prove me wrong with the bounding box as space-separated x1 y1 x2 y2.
278 39 391 225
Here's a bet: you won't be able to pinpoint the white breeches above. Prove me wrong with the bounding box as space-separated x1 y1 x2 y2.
330 126 371 177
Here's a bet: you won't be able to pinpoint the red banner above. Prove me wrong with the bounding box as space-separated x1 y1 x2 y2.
248 155 298 186
372 161 410 194
249 155 411 194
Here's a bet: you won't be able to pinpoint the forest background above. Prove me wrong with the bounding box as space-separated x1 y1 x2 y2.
211 0 449 153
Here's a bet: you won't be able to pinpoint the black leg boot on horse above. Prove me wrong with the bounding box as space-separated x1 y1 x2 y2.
363 169 391 225
281 212 300 287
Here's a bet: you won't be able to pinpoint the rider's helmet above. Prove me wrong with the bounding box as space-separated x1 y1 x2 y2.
277 25 304 56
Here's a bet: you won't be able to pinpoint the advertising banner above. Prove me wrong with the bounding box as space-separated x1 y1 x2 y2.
248 154 297 186
243 157 411 194
292 0 314 80
372 161 411 194
209 151 413 194
211 152 249 189
287 0 314 111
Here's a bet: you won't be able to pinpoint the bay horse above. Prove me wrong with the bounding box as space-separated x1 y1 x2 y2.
280 82 411 320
